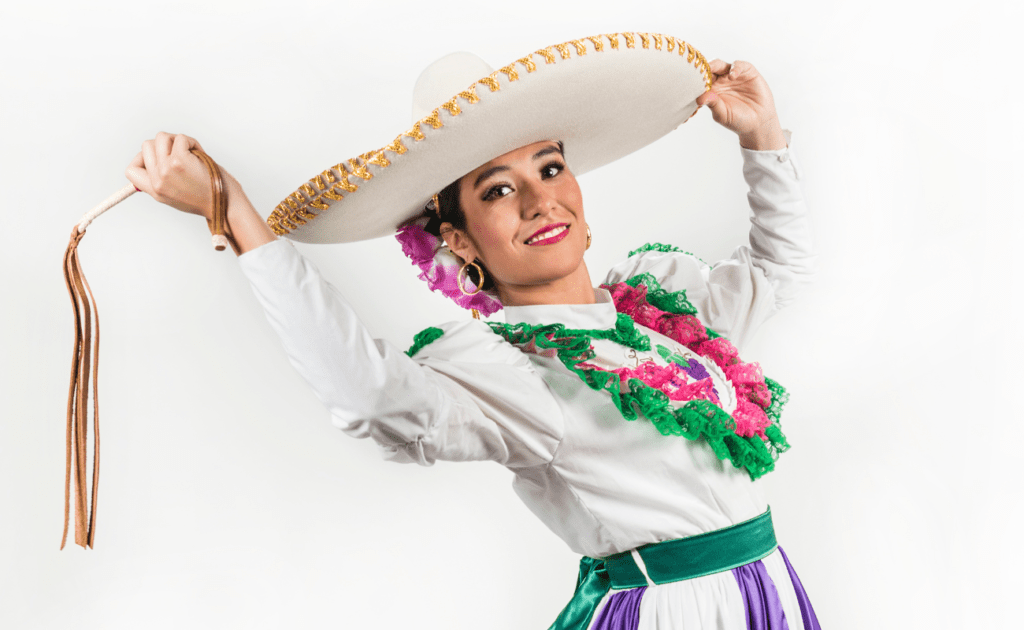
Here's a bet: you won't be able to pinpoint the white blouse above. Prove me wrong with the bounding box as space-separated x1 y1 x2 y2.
238 132 815 559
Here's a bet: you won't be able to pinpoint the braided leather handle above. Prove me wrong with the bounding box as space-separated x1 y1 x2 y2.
61 147 232 549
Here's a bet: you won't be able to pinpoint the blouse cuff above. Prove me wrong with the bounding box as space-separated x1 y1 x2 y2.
237 236 289 269
739 129 801 181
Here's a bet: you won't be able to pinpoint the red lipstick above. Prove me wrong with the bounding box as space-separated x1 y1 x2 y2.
525 223 569 246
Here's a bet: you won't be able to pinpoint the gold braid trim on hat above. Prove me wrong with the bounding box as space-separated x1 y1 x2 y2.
266 33 713 237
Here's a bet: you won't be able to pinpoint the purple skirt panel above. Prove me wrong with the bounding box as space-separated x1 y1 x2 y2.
778 547 820 630
590 586 648 630
732 557 790 630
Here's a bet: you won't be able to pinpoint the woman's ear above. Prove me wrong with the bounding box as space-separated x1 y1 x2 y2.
440 223 477 264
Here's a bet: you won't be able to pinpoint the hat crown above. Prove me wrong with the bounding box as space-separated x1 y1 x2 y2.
412 52 494 123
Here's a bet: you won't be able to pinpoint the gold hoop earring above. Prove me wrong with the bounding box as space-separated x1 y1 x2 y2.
586 225 592 250
458 260 484 296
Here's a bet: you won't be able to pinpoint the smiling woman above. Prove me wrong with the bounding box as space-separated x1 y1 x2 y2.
126 32 817 630
438 140 595 307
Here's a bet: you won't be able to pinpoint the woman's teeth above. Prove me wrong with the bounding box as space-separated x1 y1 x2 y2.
526 225 567 244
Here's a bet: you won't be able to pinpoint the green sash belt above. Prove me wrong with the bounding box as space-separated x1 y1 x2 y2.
547 508 777 630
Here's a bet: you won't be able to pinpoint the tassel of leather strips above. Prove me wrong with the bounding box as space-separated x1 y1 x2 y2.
61 147 232 549
62 226 101 549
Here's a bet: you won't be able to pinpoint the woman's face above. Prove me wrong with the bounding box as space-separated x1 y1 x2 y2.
442 140 587 301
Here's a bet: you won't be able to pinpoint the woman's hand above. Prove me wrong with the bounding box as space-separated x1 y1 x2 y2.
124 131 277 255
695 60 787 151
125 132 218 220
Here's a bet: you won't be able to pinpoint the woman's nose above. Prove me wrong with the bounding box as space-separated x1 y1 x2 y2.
519 182 557 218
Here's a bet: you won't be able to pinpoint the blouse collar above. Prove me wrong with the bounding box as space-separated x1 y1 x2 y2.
502 287 618 330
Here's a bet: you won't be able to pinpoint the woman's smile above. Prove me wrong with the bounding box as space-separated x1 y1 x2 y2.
525 223 569 245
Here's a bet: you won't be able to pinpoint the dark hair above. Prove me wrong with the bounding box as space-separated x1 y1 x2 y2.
423 177 495 291
423 178 465 235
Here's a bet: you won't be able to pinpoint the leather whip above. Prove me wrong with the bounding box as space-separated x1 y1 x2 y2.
61 147 234 549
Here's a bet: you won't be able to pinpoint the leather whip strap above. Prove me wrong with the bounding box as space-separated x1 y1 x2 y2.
191 148 232 252
61 147 232 549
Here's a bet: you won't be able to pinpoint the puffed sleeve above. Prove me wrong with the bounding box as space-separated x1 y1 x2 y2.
604 130 817 350
237 238 563 468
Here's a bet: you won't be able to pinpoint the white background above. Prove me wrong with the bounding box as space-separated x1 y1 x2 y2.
2 1 1020 628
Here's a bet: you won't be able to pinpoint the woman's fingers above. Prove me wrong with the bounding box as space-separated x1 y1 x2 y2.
154 132 181 192
141 138 161 193
178 133 204 155
693 59 781 142
124 132 215 218
155 131 174 159
124 151 148 192
707 58 733 78
730 60 756 80
706 59 759 87
127 150 144 169
170 133 202 162
697 59 739 109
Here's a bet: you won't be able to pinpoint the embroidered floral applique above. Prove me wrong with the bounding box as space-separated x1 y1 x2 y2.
656 344 721 401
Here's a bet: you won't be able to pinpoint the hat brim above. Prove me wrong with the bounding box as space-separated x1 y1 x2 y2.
268 33 712 244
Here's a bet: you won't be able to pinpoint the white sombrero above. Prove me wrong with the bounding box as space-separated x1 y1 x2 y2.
267 32 712 244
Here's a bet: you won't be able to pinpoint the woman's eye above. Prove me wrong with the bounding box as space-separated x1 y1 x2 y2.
482 184 513 201
541 162 564 179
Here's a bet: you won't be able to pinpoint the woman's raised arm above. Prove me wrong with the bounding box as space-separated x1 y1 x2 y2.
606 61 815 351
124 132 563 467
238 238 563 467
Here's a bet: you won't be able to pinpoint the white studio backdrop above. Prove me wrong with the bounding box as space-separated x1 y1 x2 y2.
2 1 1020 628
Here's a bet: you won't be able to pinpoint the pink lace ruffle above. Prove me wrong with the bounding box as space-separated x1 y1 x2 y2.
579 360 723 407
603 281 775 439
395 220 502 316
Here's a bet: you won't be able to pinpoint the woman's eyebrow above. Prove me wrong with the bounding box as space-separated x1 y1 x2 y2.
473 145 563 190
473 166 510 190
532 145 563 160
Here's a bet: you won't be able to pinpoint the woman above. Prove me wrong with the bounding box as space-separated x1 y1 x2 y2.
126 33 818 630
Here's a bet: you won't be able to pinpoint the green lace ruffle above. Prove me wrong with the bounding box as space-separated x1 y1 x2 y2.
405 326 445 357
763 377 790 424
627 242 709 266
489 313 784 479
623 272 699 316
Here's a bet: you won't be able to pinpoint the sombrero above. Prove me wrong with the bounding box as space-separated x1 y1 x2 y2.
266 32 712 244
